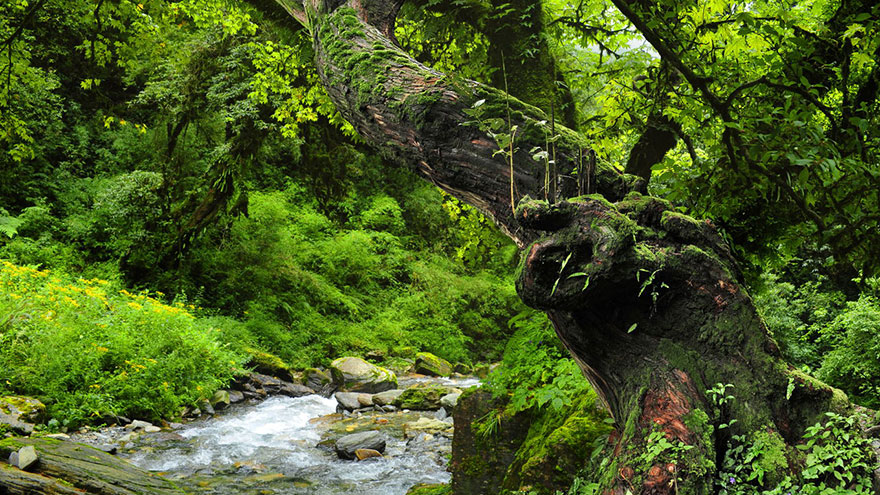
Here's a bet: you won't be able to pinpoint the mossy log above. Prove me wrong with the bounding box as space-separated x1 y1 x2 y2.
0 437 182 495
265 1 854 493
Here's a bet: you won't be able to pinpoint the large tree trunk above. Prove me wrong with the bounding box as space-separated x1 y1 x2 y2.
273 1 852 492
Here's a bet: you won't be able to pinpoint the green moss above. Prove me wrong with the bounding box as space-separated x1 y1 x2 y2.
0 396 46 423
393 385 451 410
245 347 289 374
405 484 451 495
682 409 714 453
460 454 491 476
749 429 789 485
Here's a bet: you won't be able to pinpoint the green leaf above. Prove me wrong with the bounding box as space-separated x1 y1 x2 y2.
627 323 638 333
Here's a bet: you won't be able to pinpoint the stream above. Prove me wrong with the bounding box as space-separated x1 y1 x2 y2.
114 376 479 494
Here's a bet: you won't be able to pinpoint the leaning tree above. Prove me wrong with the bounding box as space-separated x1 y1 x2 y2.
266 0 863 492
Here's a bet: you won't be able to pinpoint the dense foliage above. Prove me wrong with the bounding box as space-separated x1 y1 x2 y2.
1 0 879 492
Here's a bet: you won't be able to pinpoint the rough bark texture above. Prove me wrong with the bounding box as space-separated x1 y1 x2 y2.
272 1 852 493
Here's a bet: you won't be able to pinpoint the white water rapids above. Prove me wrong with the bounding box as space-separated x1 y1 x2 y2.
122 377 480 494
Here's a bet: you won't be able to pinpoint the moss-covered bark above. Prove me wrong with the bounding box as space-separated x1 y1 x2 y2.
515 195 850 494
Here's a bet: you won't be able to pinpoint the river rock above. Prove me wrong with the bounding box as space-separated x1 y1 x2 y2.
278 382 315 398
0 437 182 494
354 448 383 461
413 352 452 377
228 390 245 404
126 420 158 432
0 396 46 435
210 390 231 410
305 368 336 397
440 392 462 410
198 399 215 416
335 392 373 411
393 386 451 410
434 408 447 421
372 389 404 406
453 363 472 374
335 431 386 460
329 357 397 394
403 417 452 438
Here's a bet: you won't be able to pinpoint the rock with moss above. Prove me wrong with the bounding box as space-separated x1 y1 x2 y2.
329 357 397 394
0 397 46 436
393 386 452 410
0 437 183 494
305 368 335 397
414 353 452 377
244 347 293 381
405 483 451 495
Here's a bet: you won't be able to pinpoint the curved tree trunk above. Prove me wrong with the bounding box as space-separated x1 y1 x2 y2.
272 1 851 492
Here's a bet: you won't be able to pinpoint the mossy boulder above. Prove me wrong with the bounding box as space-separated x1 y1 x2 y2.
393 386 452 410
329 357 397 393
0 437 182 494
0 396 46 435
414 352 452 377
244 347 293 381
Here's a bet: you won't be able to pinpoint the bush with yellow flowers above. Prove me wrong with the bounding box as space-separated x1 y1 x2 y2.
0 260 245 426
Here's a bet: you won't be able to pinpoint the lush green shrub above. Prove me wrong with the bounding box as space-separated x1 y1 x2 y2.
816 295 880 408
486 308 592 414
0 260 245 426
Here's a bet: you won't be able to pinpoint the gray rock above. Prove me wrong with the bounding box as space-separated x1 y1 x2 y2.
329 357 397 394
305 368 336 397
278 382 315 398
372 389 404 406
197 399 215 416
126 420 154 431
440 392 461 410
9 451 18 466
434 408 448 420
210 390 231 410
380 405 397 412
334 392 373 411
15 445 39 470
144 425 161 433
335 431 386 460
45 433 70 440
228 390 245 403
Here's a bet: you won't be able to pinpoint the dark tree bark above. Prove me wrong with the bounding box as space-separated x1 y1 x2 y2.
271 1 853 493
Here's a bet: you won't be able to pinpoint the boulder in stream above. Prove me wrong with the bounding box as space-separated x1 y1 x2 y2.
393 386 452 410
372 389 404 406
334 392 373 411
329 357 397 394
413 353 452 377
334 431 386 460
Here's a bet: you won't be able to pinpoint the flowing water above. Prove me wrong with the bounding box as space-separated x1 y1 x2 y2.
120 376 480 494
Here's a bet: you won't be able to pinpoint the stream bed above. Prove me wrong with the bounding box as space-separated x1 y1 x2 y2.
113 376 479 494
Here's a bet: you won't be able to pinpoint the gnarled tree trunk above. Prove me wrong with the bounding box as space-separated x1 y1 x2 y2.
272 1 852 493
